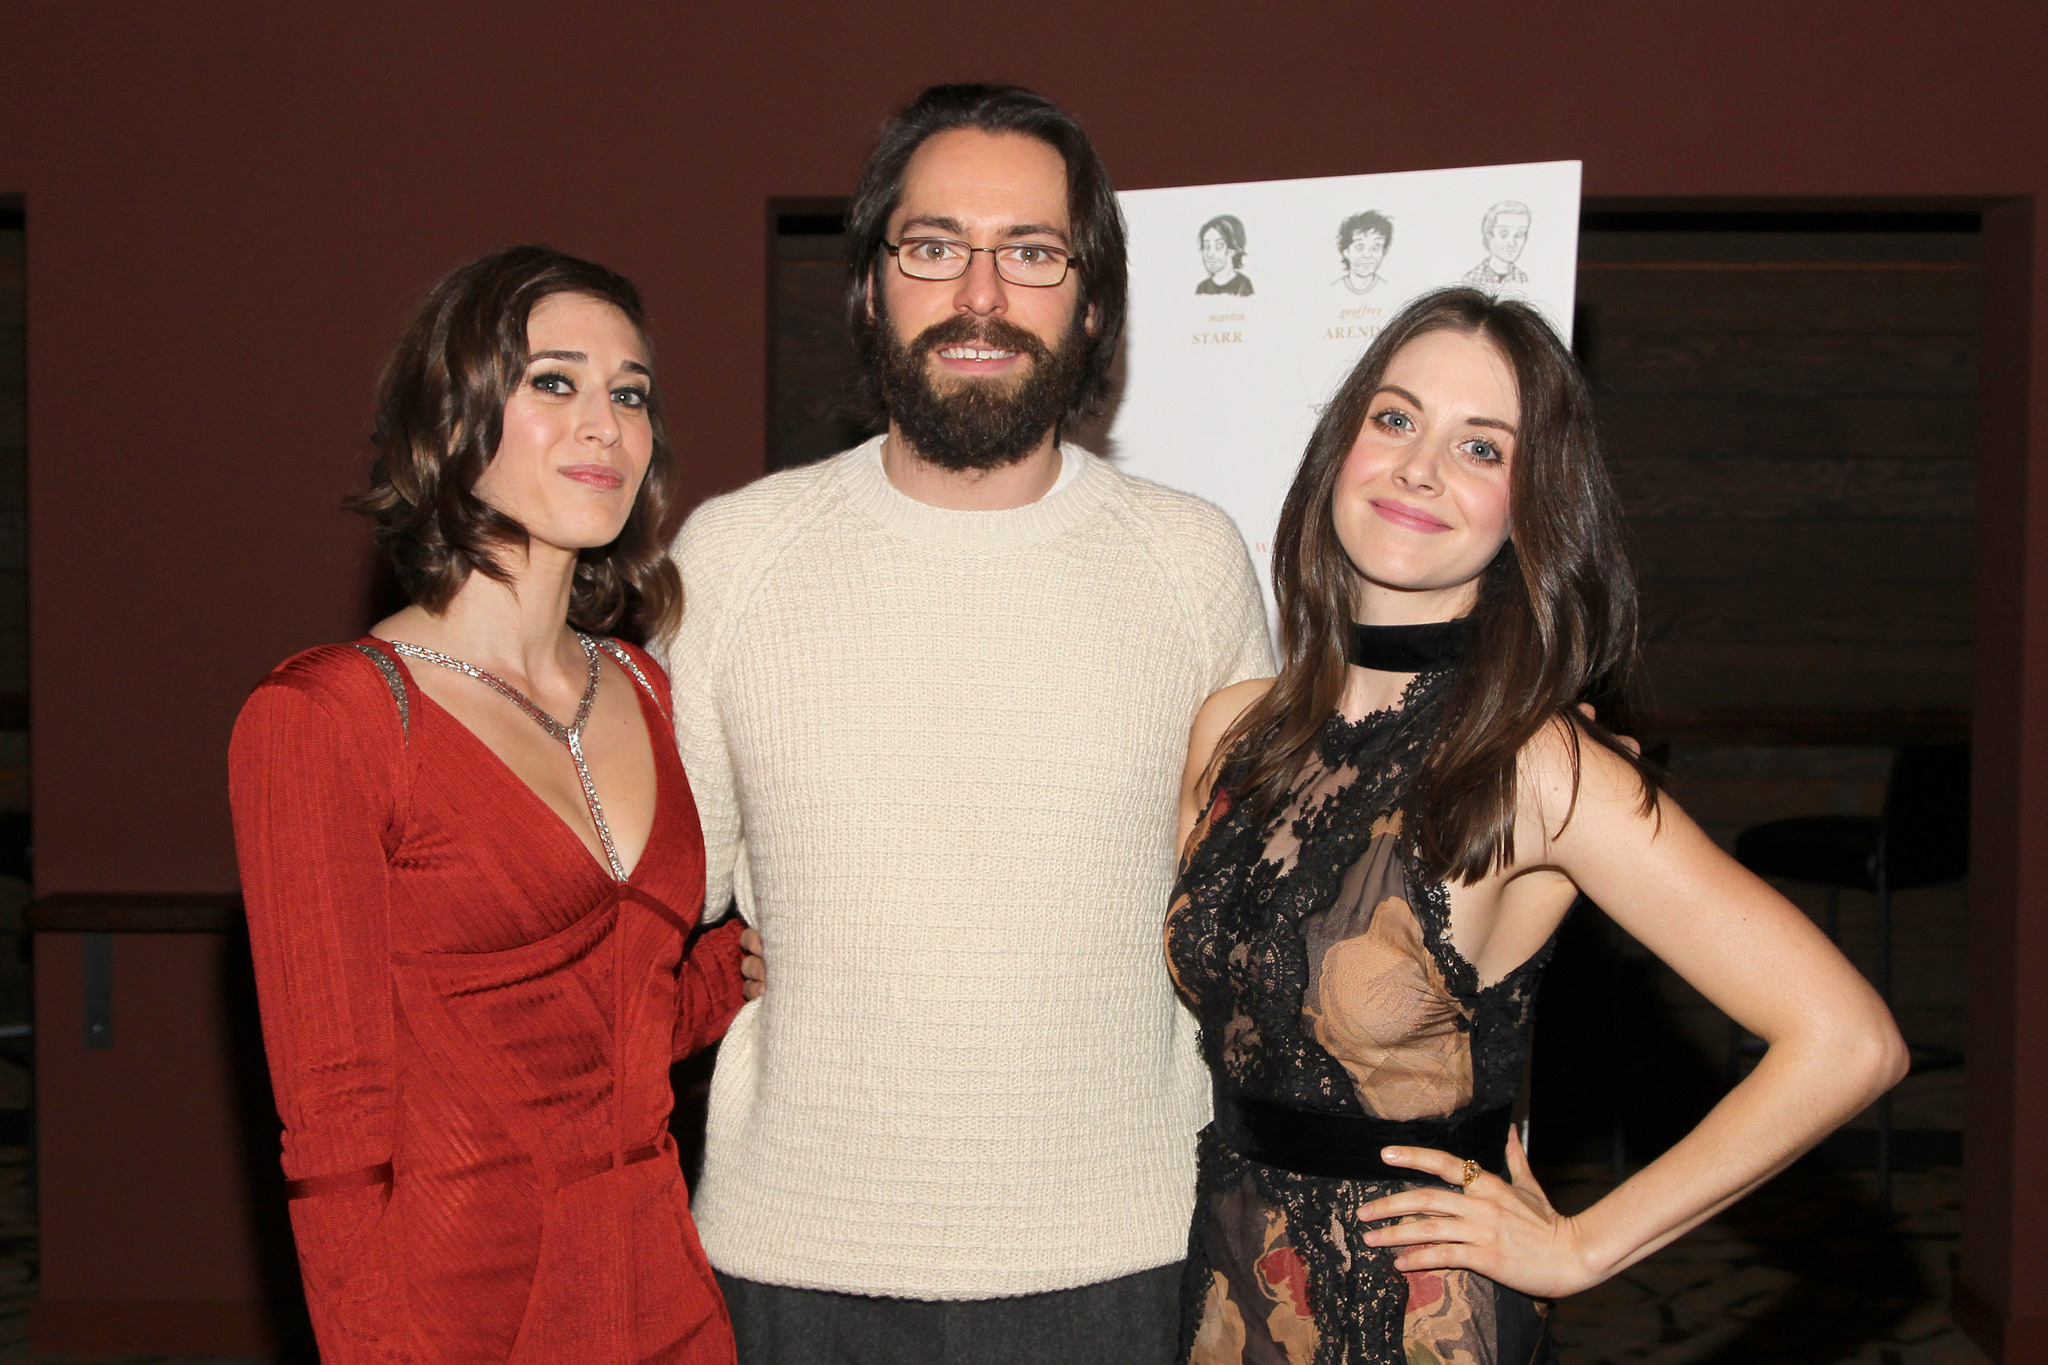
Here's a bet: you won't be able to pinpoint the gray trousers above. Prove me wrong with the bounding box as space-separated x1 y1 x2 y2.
715 1263 1184 1365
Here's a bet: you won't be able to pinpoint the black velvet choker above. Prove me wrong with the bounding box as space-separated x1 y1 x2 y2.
1346 616 1472 673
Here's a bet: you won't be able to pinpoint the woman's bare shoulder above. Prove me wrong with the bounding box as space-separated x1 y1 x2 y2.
1180 677 1275 848
1192 677 1273 748
1516 713 1659 840
1184 677 1273 793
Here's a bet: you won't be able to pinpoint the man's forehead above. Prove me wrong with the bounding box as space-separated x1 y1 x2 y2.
892 130 1071 235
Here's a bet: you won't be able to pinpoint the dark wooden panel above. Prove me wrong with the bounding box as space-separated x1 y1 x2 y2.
1592 331 1978 397
0 510 26 574
1660 776 1870 827
1642 641 1972 710
1578 229 1980 268
1610 455 1974 519
1630 519 1973 583
1597 393 1976 461
26 893 244 933
30 1300 278 1357
771 256 867 470
0 577 25 631
1579 263 1979 334
1637 708 1970 747
1641 579 1971 645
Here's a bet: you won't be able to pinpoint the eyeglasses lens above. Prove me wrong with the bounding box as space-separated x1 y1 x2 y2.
894 241 1071 287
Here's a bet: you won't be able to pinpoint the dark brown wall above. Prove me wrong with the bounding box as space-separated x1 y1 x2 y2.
4 0 2046 1350
3 2 2036 890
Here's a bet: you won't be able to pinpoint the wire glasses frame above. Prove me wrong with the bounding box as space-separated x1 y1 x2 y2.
883 237 1079 288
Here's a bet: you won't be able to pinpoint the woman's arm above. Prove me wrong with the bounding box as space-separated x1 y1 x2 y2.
230 665 406 1363
1365 722 1908 1297
672 917 748 1059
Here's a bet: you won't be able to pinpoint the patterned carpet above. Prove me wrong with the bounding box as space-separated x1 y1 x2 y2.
0 1143 1984 1364
1547 1164 1983 1365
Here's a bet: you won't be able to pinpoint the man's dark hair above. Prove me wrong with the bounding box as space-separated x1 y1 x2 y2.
1337 210 1395 258
844 83 1127 425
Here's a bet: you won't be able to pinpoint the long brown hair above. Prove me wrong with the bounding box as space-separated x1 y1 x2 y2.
1216 287 1658 883
352 245 683 642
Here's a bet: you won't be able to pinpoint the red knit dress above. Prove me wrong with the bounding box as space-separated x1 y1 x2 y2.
229 638 746 1365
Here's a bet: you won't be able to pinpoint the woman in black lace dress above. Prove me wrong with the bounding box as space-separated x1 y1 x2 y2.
1168 288 1908 1365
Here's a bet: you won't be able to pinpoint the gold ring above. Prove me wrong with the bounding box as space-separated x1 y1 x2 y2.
1460 1159 1481 1190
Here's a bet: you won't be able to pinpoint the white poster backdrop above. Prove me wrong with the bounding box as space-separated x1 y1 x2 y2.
1097 161 1582 618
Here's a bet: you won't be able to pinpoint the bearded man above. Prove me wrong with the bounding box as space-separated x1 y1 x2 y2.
666 83 1271 1365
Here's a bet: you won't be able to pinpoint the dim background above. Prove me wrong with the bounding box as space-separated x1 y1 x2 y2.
3 4 2045 1362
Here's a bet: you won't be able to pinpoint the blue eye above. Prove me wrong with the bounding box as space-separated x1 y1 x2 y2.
1373 408 1415 433
1463 438 1504 464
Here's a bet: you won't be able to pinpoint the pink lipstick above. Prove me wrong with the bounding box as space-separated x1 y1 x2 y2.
560 464 625 491
1369 498 1452 533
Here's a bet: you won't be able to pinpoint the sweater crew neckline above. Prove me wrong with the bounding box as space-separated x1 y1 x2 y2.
838 435 1115 549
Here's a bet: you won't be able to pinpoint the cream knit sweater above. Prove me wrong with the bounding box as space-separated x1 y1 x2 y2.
665 437 1272 1299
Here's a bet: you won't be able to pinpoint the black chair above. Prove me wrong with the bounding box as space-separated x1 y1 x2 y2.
1732 742 1969 1218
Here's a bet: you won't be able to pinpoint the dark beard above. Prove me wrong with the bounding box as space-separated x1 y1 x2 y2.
871 306 1089 473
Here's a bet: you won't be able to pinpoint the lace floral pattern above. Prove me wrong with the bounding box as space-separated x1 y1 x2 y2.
1167 671 1555 1365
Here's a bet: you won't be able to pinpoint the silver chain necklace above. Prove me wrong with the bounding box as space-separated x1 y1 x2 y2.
387 632 627 881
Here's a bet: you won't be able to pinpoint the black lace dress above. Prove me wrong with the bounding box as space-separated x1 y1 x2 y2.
1167 671 1557 1365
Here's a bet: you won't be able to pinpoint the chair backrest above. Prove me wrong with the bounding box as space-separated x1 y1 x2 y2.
1881 743 1970 889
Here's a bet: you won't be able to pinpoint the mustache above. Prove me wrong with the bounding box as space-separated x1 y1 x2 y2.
872 301 1087 474
907 314 1053 366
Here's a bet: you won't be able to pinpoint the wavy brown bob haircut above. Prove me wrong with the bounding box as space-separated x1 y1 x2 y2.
354 245 682 642
843 82 1128 425
1217 287 1660 883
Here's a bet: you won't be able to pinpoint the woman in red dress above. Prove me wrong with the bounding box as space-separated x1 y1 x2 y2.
230 247 753 1364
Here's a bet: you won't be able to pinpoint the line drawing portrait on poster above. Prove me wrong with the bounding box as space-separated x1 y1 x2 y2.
1196 214 1255 296
1461 199 1532 291
1332 210 1394 296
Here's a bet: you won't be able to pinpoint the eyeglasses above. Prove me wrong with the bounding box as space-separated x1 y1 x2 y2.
883 237 1079 288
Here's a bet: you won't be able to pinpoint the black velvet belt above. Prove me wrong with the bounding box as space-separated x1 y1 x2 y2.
1212 1079 1514 1185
